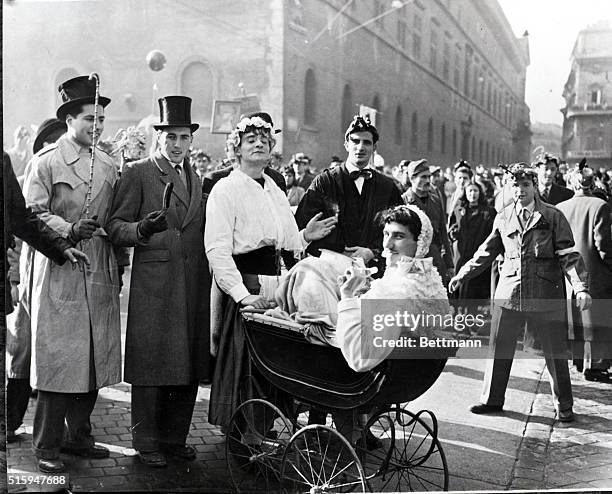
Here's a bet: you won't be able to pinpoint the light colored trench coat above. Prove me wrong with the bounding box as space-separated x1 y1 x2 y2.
23 136 122 393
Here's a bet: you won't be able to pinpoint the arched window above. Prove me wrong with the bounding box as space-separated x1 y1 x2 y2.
341 84 353 135
180 61 214 124
427 117 434 152
304 69 317 126
411 112 418 150
452 128 457 157
394 105 403 145
440 123 446 155
55 67 79 104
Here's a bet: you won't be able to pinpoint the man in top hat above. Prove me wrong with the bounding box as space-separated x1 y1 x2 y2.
556 162 612 382
449 162 591 422
535 154 573 205
6 117 67 444
22 75 122 473
108 95 211 467
401 159 454 285
295 115 403 274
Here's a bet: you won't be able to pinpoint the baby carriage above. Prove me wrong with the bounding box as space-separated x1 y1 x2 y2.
226 312 454 493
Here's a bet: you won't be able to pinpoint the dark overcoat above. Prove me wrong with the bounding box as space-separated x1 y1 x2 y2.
557 194 612 341
107 152 211 385
448 203 496 300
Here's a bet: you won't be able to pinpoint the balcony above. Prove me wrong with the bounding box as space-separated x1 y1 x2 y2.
565 103 612 117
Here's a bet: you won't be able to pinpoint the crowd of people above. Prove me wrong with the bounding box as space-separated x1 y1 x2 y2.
4 73 612 475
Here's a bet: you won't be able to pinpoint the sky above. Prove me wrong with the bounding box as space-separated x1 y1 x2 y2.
497 0 612 125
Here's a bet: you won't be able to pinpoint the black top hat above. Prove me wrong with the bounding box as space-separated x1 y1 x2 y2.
238 111 281 134
56 75 111 121
33 118 67 154
154 96 199 132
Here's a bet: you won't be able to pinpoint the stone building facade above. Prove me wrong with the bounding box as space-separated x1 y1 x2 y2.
561 21 612 169
4 0 530 168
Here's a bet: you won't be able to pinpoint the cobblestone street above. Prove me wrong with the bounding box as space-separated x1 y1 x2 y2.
7 359 612 492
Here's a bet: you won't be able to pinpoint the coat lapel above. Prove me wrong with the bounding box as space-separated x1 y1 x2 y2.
181 160 201 230
153 153 190 208
505 208 522 236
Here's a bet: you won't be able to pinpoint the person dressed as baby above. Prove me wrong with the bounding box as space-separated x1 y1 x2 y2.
275 204 451 372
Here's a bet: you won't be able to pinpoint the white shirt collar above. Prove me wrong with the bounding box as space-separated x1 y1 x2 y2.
345 162 372 174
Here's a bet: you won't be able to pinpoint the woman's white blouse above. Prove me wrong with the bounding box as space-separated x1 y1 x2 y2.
205 169 306 302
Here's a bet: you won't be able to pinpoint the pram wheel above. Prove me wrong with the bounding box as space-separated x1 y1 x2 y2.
361 406 449 492
226 398 293 492
280 424 367 493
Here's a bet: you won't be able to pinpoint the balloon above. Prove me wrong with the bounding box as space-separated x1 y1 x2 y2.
146 50 167 72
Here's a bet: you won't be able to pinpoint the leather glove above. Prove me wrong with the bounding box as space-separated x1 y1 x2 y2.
138 210 168 237
70 218 101 242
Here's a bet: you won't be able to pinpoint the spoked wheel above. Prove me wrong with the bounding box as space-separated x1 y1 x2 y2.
226 398 293 493
361 407 449 492
281 424 367 493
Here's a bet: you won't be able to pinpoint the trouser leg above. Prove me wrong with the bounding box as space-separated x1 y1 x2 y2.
158 383 198 446
535 313 573 412
32 391 69 460
131 385 161 452
63 390 98 449
480 307 524 407
6 378 33 432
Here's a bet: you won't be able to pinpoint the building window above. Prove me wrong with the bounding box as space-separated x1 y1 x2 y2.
464 45 472 96
472 62 479 101
180 61 214 123
442 39 450 81
341 84 353 134
471 136 476 161
478 139 483 163
590 89 602 105
430 24 438 72
452 128 457 156
486 79 492 112
427 117 434 152
485 141 490 163
394 105 403 145
411 112 418 150
397 19 407 49
441 123 446 155
304 69 317 126
413 14 422 60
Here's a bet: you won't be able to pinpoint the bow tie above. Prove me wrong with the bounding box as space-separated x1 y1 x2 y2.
349 169 373 180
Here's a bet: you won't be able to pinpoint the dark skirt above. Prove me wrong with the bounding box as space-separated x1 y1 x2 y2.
207 275 259 428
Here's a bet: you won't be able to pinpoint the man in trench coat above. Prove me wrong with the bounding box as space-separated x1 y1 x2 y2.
107 96 210 468
22 76 122 473
557 163 612 381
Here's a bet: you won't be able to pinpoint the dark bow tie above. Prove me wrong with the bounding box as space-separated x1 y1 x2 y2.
349 169 373 180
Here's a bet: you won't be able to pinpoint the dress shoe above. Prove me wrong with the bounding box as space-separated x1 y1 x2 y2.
38 458 66 473
584 369 612 383
60 444 110 459
557 409 575 423
161 443 197 460
138 451 167 467
470 403 503 415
